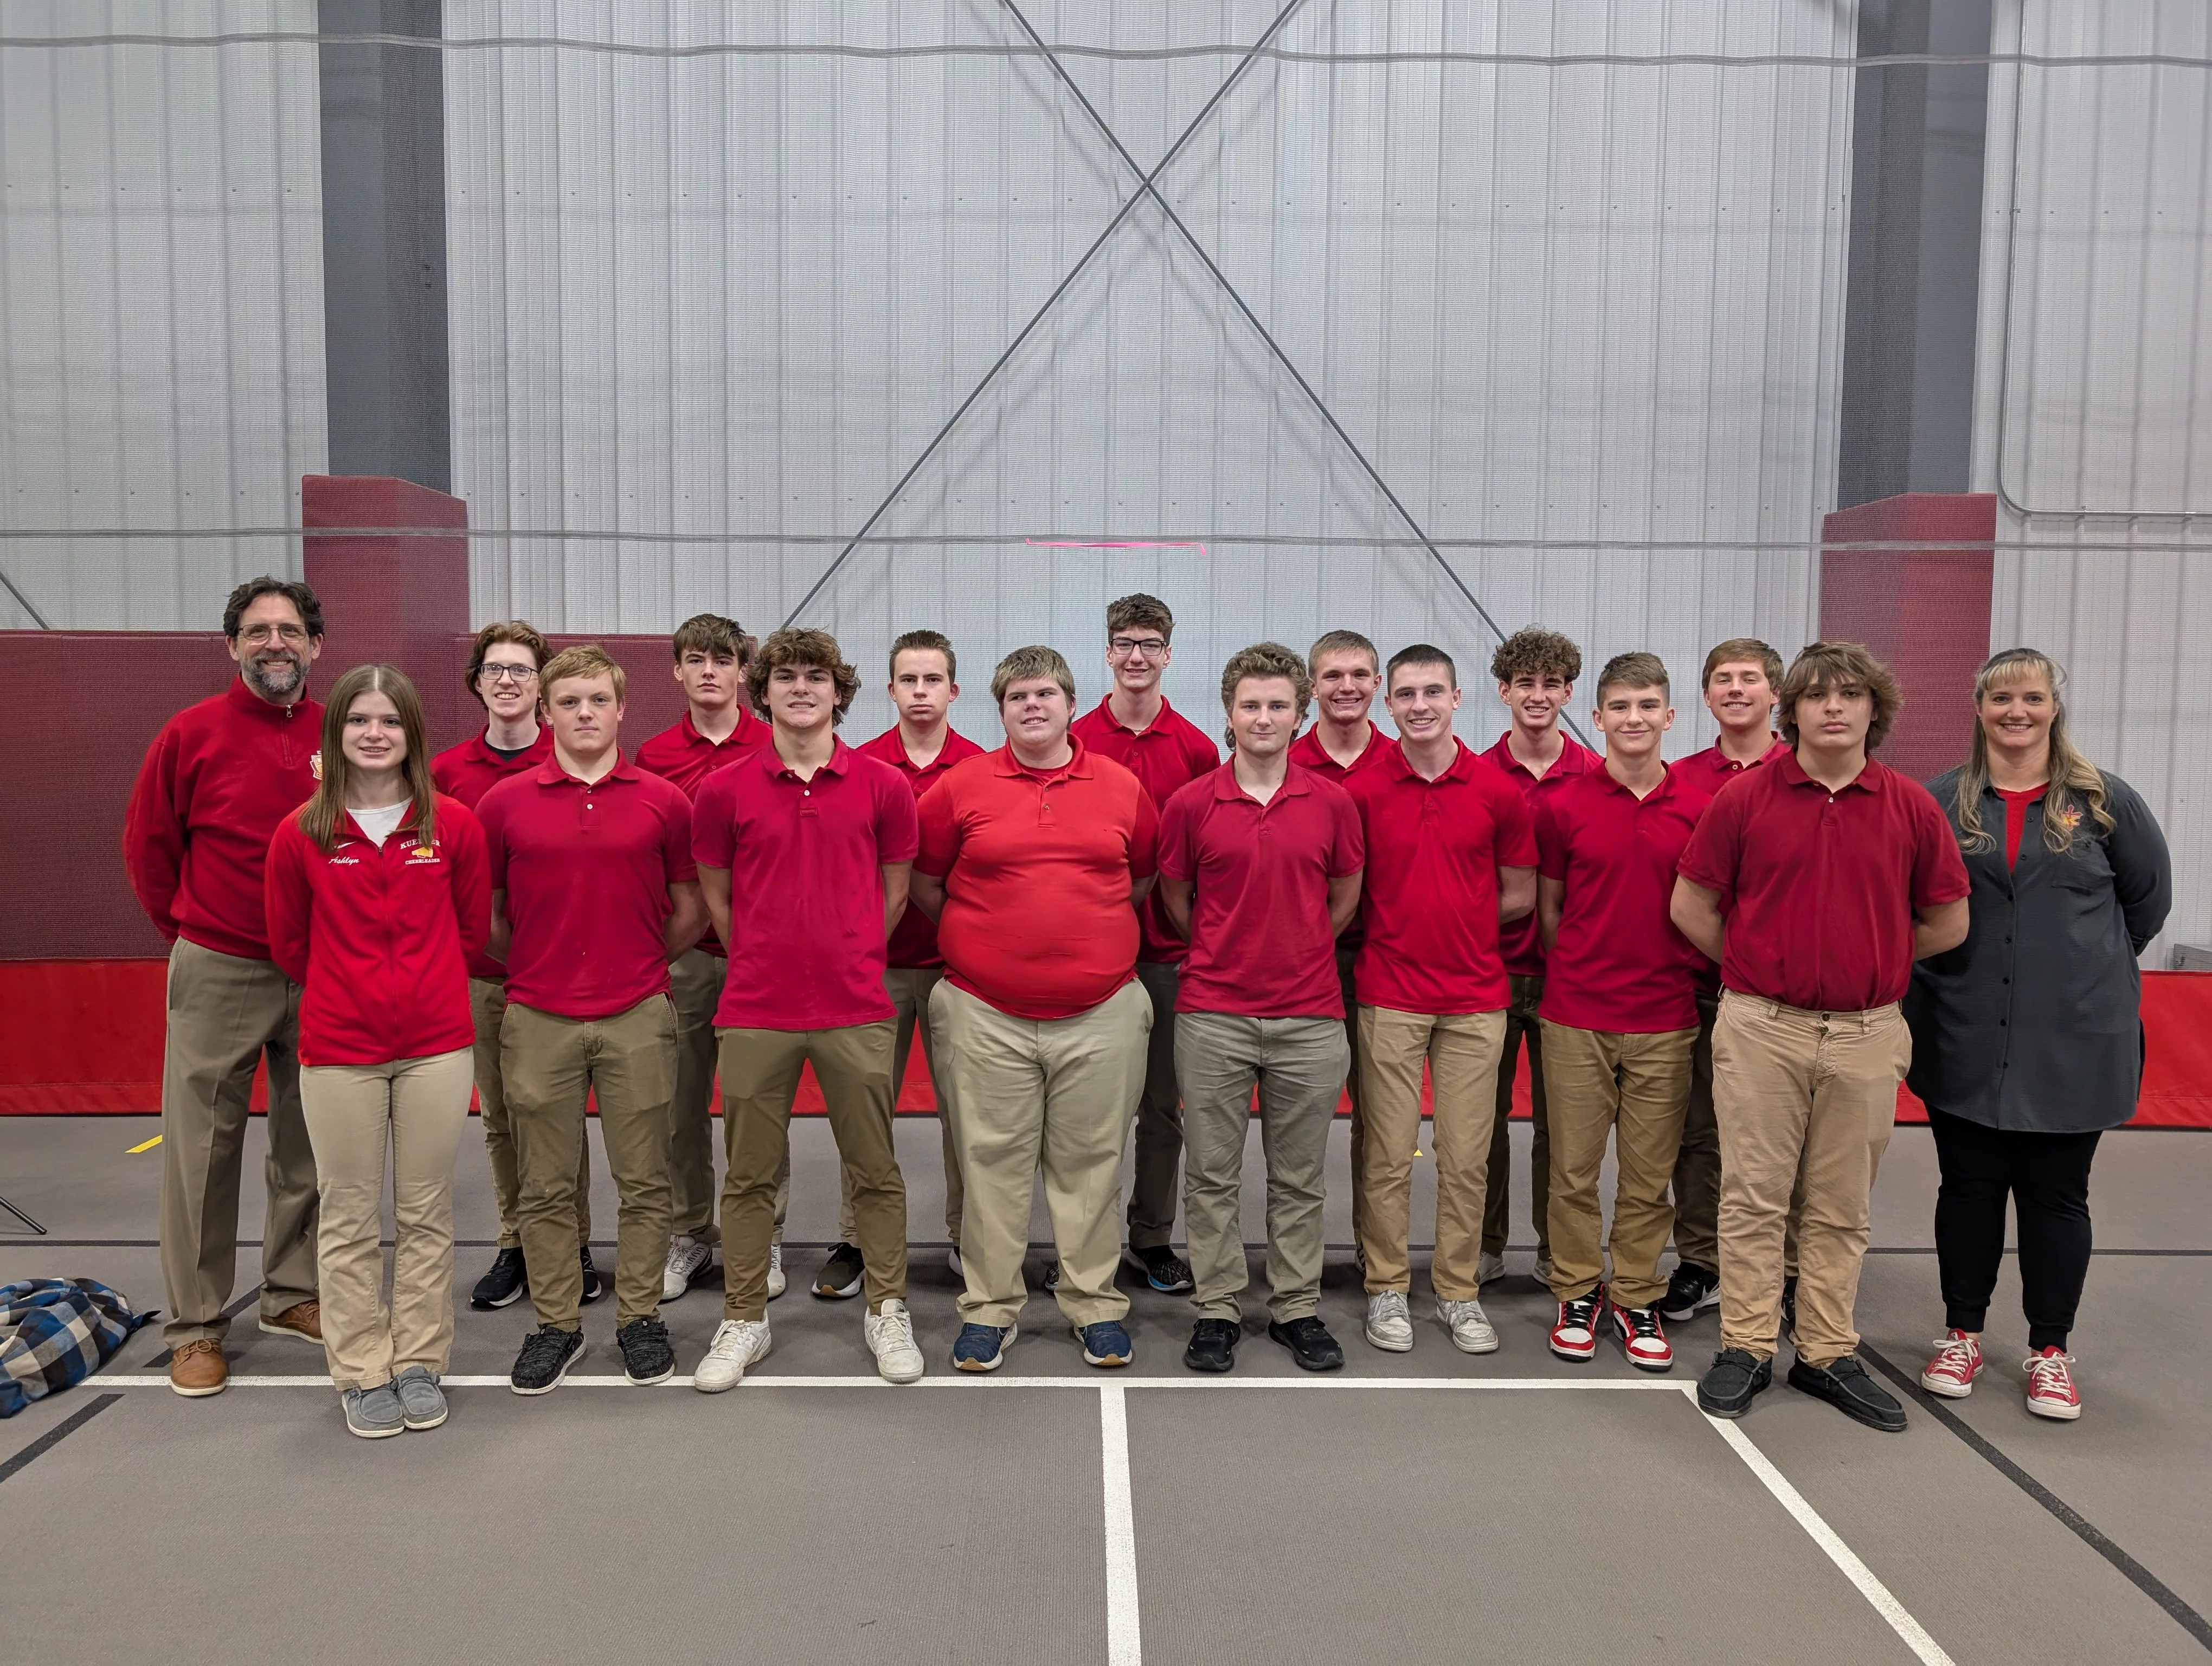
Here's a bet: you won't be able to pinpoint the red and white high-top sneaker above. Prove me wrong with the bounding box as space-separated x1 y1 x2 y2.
1610 1302 1673 1372
2024 1347 2082 1420
1549 1290 1603 1362
1920 1329 1985 1398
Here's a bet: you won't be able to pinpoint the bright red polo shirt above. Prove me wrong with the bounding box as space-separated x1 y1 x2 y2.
916 739 1159 1022
1347 740 1538 1016
1480 730 1601 978
265 796 489 1066
1157 762 1364 1018
635 707 772 959
691 740 920 1031
1535 764 1713 1033
1287 721 1390 785
856 723 987 970
1677 749 1970 1013
432 727 556 978
474 755 697 1021
1675 734 1786 796
1070 695 1218 963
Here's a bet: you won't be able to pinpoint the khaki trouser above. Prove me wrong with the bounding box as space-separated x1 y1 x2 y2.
1669 991 1722 1272
158 938 320 1347
501 996 676 1329
1129 962 1186 1251
1543 1023 1696 1309
1713 992 1909 1366
666 950 791 1248
1356 1005 1507 1300
934 978 1152 1329
470 977 590 1251
1482 972 1549 1259
1176 1012 1346 1323
1336 943 1368 1252
837 967 962 1246
719 1022 907 1321
299 1050 473 1389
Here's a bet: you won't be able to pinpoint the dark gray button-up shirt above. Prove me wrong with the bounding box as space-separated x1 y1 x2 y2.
1905 768 2171 1132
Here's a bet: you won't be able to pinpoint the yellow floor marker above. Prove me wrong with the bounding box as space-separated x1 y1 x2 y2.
127 1134 163 1154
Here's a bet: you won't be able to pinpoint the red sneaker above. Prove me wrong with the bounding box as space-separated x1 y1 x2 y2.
1549 1292 1602 1362
1920 1330 1985 1398
2024 1347 2082 1420
1609 1302 1673 1372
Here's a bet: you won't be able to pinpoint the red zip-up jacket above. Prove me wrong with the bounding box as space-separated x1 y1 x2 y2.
124 680 325 960
263 796 490 1067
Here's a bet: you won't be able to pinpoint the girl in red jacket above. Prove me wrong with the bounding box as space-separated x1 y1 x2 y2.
266 664 490 1439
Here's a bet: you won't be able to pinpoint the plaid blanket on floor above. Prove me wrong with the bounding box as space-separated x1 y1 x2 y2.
0 1279 153 1418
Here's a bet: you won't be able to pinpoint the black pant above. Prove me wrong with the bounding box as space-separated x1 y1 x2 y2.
1928 1107 2101 1351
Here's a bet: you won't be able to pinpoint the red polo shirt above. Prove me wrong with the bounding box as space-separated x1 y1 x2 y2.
1675 733 1786 796
474 755 697 1021
915 739 1158 1021
1677 749 1971 1013
1535 764 1713 1033
691 740 919 1031
1070 695 1218 963
1287 721 1390 785
1158 762 1365 1018
1480 730 1602 978
432 727 556 978
1347 740 1538 1015
856 723 987 970
635 706 773 798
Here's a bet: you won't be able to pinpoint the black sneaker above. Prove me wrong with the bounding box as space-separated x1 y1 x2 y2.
814 1242 865 1300
1268 1316 1345 1372
471 1247 528 1310
510 1325 585 1396
1658 1261 1720 1323
1184 1317 1239 1373
578 1247 603 1305
1043 1260 1061 1293
1781 1274 1798 1340
1124 1245 1195 1294
1696 1347 1773 1418
1787 1354 1907 1433
616 1316 676 1386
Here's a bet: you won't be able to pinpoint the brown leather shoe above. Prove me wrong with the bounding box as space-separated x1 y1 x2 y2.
169 1338 228 1398
260 1300 323 1344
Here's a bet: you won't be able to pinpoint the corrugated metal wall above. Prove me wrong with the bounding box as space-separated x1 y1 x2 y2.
443 0 1855 747
0 0 327 631
1975 0 2211 962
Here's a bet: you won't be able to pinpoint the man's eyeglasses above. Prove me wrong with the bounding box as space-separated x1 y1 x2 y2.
1108 636 1169 658
480 664 539 685
238 624 308 646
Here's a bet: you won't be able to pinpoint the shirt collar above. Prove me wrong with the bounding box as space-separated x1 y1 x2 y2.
470 728 548 767
764 736 853 780
1384 736 1476 784
1210 759 1315 801
681 706 766 749
1482 730 1595 782
226 678 308 722
994 734 1094 780
1773 748 1880 795
1091 694 1177 738
532 752 641 787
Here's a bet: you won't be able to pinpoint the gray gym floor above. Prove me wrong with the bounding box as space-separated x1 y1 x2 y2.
2 1113 2207 1665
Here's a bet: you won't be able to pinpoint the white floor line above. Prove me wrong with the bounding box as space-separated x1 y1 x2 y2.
93 1372 1694 1392
1098 1384 1143 1666
1695 1392 1957 1666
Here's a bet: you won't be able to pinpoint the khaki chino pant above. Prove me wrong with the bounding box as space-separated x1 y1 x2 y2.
299 1049 473 1389
1482 972 1550 1261
718 1022 907 1321
1712 992 1910 1366
158 938 320 1348
1336 943 1370 1253
1542 1022 1696 1309
1129 962 1186 1251
501 996 676 1329
835 967 962 1247
934 978 1151 1329
666 950 791 1250
470 977 590 1251
1176 1012 1347 1323
1356 1005 1507 1300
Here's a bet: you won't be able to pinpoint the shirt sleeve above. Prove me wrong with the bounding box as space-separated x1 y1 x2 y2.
690 771 737 870
1326 783 1365 878
2102 777 2174 953
1535 798 1570 882
1154 786 1197 882
1908 786 1972 909
915 776 962 878
443 800 492 964
123 720 187 942
1127 783 1161 881
261 821 312 987
1491 777 1539 868
876 770 921 864
1676 785 1744 907
475 783 511 892
663 789 698 885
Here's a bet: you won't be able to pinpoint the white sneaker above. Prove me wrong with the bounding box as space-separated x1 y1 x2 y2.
662 1234 711 1302
947 1245 963 1278
693 1318 771 1393
1437 1296 1501 1354
1476 1251 1506 1286
865 1299 926 1385
766 1242 786 1301
1364 1290 1414 1353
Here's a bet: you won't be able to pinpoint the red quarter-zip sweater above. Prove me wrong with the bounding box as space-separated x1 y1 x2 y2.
125 680 325 961
263 796 490 1067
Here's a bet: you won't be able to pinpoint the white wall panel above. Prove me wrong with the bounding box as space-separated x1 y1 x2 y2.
0 0 326 630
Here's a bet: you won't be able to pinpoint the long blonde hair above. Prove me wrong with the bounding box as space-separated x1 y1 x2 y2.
298 664 438 853
1953 648 2113 855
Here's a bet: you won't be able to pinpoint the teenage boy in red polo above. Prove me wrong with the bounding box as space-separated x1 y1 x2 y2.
1661 637 1786 1325
1159 644 1363 1374
842 629 985 1292
126 578 329 1397
1348 645 1537 1356
1675 642 1970 1431
1535 653 1712 1373
689 629 924 1391
1477 626 1599 1291
476 645 706 1395
635 615 778 1306
433 621 599 1314
1071 592 1217 1295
